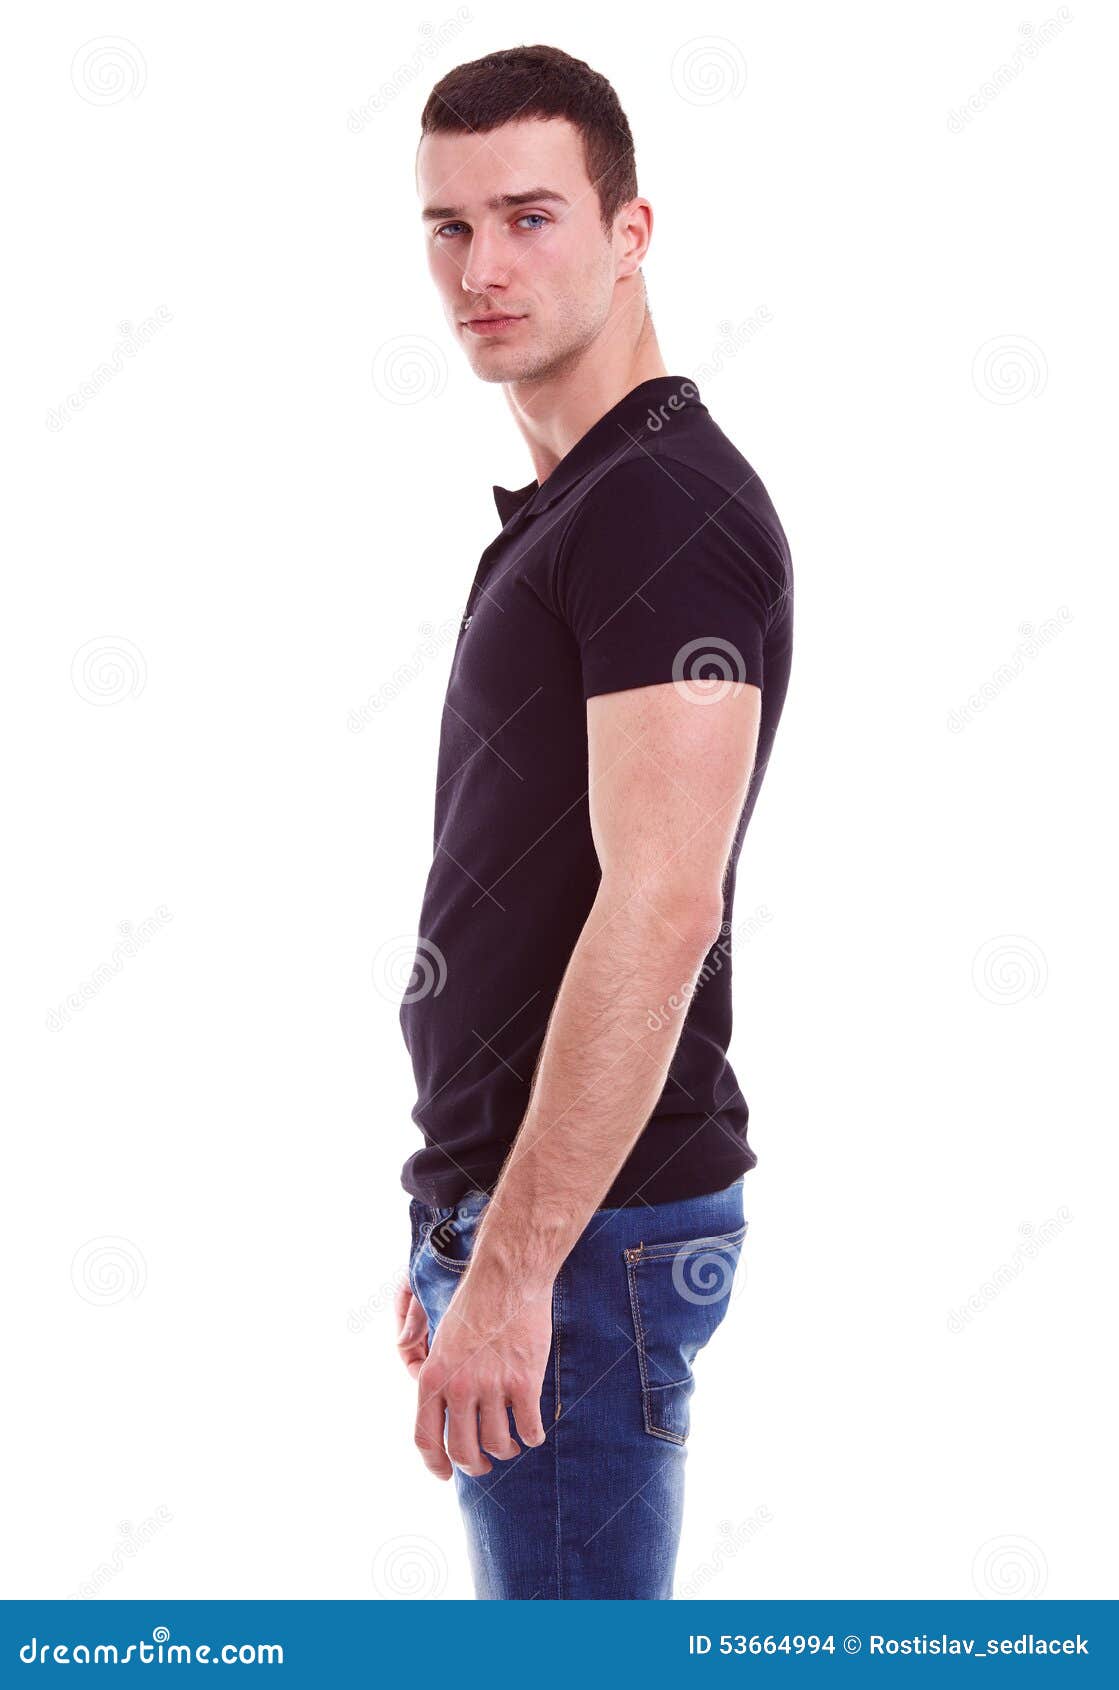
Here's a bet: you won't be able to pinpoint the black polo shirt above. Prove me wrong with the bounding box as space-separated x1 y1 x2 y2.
399 375 793 1209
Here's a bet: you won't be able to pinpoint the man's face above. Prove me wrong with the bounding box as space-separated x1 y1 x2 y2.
417 117 622 384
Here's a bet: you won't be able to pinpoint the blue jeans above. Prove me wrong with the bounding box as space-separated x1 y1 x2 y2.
407 1176 747 1599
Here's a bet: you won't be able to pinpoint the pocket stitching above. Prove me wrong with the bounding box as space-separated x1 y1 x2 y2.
424 1239 470 1275
623 1221 747 1446
633 1221 748 1263
417 1201 490 1277
625 1256 687 1445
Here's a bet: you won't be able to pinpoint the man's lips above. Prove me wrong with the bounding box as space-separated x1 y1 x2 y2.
461 315 525 335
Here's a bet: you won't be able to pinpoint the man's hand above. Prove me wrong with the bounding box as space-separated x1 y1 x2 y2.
394 1282 429 1380
413 1266 551 1480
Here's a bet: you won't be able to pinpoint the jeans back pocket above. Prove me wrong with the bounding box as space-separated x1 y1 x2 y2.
623 1222 748 1444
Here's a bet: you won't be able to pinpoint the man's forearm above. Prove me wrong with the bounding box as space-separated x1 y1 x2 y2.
465 879 723 1295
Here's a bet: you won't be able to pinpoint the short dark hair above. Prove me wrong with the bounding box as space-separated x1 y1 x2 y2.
420 44 637 234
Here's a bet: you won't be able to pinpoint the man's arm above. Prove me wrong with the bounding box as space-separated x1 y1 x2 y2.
413 677 761 1478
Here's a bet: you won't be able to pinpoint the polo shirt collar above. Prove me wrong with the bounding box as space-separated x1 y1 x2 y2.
492 479 537 525
491 374 704 524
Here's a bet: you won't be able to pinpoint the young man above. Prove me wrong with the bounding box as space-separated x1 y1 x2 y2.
393 44 793 1599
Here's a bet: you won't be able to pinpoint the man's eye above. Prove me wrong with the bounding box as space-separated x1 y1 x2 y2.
516 214 548 230
434 222 466 240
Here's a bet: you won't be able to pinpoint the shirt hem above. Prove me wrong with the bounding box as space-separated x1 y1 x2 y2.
400 1139 756 1213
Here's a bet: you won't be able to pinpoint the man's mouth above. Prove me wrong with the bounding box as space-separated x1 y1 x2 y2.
461 314 526 336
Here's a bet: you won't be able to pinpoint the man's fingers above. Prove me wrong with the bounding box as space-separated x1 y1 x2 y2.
414 1374 453 1481
396 1289 429 1378
509 1385 547 1450
398 1334 428 1380
397 1292 428 1344
479 1397 521 1462
445 1399 491 1476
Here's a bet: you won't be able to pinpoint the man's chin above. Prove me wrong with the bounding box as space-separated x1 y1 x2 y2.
468 363 518 385
465 347 568 387
465 349 534 384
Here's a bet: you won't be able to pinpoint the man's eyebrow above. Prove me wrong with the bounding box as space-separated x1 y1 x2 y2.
421 188 570 222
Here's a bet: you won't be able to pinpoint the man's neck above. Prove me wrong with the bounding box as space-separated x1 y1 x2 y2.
502 309 668 488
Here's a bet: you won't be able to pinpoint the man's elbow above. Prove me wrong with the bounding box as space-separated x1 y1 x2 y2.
667 895 726 960
604 876 725 961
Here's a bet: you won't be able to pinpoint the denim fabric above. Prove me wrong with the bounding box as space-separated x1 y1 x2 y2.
407 1177 746 1600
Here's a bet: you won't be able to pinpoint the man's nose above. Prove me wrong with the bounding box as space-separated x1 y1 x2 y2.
460 229 512 295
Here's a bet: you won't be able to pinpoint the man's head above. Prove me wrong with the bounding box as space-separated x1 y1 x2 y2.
417 45 650 384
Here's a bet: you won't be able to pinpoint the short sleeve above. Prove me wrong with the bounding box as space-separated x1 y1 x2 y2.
552 457 783 702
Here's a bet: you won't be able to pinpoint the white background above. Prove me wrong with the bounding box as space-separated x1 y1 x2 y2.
2 0 1115 1602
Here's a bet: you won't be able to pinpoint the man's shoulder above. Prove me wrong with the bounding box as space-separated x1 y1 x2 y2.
567 407 790 570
